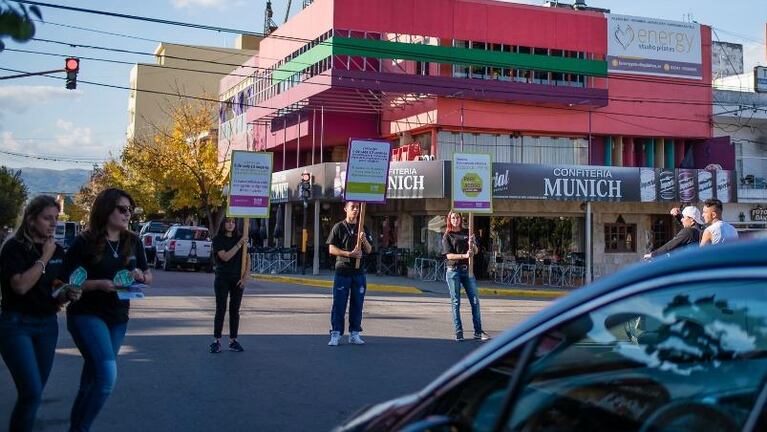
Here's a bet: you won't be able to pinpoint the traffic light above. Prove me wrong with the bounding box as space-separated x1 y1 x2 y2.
64 57 79 90
299 171 311 203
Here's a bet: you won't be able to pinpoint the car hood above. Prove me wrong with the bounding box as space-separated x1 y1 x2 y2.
333 393 420 432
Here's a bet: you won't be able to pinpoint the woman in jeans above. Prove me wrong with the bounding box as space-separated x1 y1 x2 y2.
442 211 490 342
209 217 249 353
64 188 151 431
0 195 80 432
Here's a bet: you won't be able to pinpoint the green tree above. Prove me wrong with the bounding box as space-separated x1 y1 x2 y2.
0 1 42 52
0 166 28 228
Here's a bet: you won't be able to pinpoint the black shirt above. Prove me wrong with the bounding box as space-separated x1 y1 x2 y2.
442 230 477 267
651 226 701 257
65 233 148 325
212 234 242 277
0 238 65 316
326 220 373 276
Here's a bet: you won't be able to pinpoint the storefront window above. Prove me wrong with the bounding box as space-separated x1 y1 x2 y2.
413 215 446 257
650 215 674 251
488 216 583 263
375 216 399 248
605 223 637 253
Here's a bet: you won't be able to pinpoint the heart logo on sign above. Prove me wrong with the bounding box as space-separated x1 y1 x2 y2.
614 24 635 50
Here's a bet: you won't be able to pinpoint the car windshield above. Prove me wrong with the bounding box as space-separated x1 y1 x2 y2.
146 222 170 233
174 228 209 241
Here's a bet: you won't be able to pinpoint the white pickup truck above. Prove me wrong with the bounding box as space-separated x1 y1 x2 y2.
154 225 213 272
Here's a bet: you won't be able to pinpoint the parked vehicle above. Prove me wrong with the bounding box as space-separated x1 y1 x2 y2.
154 225 213 272
139 220 173 262
54 221 80 250
335 239 767 432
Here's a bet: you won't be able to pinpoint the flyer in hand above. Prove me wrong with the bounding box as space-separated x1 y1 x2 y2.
51 267 87 298
113 269 148 300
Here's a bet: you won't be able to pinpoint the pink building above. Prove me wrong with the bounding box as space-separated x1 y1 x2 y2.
220 0 734 278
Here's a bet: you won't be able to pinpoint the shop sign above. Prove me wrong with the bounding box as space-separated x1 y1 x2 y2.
493 164 640 202
453 153 493 213
227 151 272 218
606 14 702 80
756 66 767 93
344 139 392 203
751 206 767 222
387 160 448 199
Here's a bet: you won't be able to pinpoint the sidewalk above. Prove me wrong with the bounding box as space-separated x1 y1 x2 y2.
251 271 569 299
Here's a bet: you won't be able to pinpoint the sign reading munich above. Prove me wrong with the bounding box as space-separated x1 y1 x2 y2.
606 13 702 80
227 151 272 218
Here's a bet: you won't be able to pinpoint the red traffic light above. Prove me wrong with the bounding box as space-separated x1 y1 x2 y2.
65 57 80 72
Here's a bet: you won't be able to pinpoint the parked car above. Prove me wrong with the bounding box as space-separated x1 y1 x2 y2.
154 225 213 272
54 221 80 251
335 239 767 432
139 220 173 262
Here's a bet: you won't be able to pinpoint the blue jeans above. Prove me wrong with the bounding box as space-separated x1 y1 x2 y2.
446 269 483 335
67 314 128 432
0 312 58 432
330 273 366 334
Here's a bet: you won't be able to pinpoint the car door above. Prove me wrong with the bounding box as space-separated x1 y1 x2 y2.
398 267 767 432
157 228 173 261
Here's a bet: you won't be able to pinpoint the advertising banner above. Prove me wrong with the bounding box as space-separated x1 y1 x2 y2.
453 153 493 213
606 13 702 79
344 139 392 203
756 66 767 93
227 151 272 218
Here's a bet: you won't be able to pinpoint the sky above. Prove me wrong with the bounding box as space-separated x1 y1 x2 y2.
0 0 765 171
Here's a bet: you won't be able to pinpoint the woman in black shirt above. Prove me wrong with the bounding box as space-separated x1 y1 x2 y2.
442 211 489 342
0 195 79 432
209 217 249 353
64 188 151 431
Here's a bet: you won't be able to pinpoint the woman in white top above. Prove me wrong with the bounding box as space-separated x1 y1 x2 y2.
700 198 739 246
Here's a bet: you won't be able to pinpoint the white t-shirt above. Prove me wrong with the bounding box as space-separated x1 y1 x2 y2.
704 220 739 245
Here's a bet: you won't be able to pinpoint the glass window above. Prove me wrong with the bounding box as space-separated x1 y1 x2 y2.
605 223 636 253
506 278 767 431
650 215 674 251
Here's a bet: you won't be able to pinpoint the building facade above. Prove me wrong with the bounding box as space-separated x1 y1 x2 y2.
220 0 735 278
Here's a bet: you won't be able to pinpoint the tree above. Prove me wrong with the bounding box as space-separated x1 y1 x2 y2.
123 96 230 235
0 166 28 228
0 1 42 52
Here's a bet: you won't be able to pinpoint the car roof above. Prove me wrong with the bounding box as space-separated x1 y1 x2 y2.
170 226 208 230
424 238 767 393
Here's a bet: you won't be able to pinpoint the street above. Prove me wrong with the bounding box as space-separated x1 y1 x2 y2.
0 270 549 431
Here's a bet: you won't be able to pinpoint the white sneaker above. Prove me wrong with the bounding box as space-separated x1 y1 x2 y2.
328 331 341 346
349 331 365 345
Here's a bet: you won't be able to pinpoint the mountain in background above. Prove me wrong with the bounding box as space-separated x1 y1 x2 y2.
13 167 91 196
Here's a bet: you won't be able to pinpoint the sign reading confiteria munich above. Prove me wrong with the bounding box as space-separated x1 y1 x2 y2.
492 163 737 203
606 13 702 80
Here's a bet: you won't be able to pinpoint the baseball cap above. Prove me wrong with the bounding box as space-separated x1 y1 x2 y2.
682 206 704 225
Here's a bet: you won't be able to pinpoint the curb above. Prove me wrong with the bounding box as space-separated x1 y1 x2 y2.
251 274 424 294
251 274 568 298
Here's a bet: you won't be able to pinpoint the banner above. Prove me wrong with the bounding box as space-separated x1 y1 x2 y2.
606 13 702 80
453 153 493 213
344 139 392 203
227 151 272 218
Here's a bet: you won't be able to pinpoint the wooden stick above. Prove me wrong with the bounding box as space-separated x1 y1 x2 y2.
241 218 250 278
355 203 366 269
468 213 474 277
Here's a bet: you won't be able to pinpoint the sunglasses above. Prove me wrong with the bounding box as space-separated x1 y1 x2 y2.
116 205 133 215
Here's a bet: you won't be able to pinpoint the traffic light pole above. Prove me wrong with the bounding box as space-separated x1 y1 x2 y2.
301 199 308 274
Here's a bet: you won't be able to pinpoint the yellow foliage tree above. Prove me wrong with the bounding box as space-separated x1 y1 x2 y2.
123 96 229 234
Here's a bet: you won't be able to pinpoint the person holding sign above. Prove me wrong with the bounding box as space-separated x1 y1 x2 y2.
209 217 249 354
0 196 79 432
442 211 490 342
63 188 151 431
326 201 373 346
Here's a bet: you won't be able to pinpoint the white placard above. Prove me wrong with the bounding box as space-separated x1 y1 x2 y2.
344 139 392 203
227 151 273 218
452 153 492 214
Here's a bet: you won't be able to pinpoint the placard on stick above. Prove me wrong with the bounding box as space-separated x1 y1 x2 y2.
452 153 493 276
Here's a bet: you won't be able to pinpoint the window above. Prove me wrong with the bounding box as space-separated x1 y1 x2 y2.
506 278 767 431
650 215 674 251
605 223 636 253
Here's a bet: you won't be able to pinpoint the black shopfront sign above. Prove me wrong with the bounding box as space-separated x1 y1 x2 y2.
752 206 767 222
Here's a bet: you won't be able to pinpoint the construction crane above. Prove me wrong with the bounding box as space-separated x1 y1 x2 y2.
264 0 278 35
284 0 292 23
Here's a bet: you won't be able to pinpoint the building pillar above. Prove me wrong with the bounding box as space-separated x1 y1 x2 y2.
284 204 292 248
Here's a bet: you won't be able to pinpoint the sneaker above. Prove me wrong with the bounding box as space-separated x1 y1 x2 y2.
229 340 244 352
328 331 341 346
209 340 222 353
455 332 464 342
349 331 365 345
474 331 491 341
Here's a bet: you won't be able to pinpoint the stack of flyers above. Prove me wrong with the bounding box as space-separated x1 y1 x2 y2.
113 269 147 300
52 267 87 298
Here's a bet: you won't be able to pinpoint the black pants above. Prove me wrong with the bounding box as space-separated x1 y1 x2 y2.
213 274 244 339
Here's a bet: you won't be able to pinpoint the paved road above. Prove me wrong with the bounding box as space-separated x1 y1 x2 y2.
0 270 549 431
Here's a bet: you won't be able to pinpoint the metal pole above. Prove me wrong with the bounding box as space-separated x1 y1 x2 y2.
588 110 592 164
301 198 308 274
296 112 301 168
585 201 592 284
312 109 316 165
320 105 325 163
460 101 464 152
313 200 320 275
282 118 287 171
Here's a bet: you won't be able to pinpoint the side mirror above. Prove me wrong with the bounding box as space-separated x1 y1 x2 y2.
399 416 470 432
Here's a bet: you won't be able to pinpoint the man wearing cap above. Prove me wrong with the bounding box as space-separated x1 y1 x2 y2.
644 206 703 259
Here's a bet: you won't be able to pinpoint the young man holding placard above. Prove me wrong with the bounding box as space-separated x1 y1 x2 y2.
326 201 373 346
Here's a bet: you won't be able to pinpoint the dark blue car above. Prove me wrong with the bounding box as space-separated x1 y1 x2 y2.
335 239 767 432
